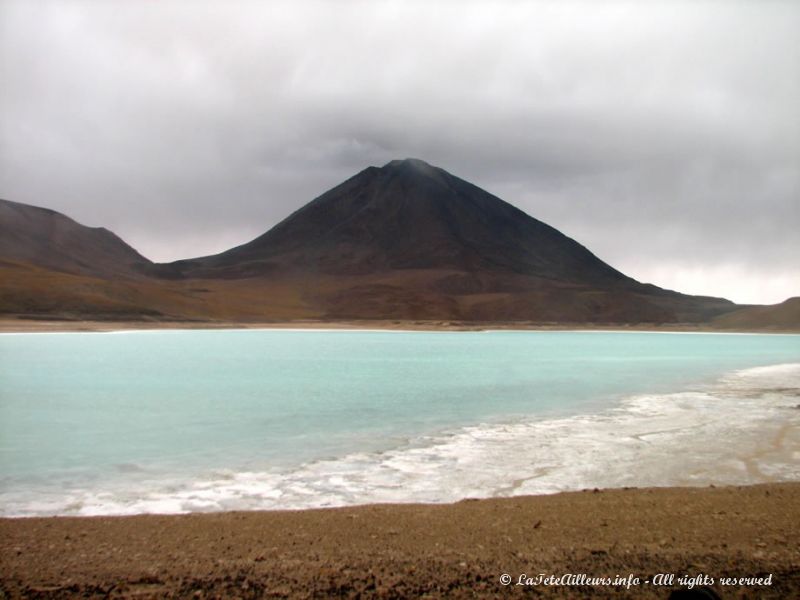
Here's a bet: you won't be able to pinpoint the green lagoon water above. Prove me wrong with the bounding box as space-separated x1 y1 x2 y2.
1 330 799 516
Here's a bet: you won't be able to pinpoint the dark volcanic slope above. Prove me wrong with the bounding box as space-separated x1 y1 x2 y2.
172 159 628 284
0 198 152 278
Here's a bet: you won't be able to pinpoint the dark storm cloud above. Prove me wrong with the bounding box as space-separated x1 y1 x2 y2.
0 0 797 303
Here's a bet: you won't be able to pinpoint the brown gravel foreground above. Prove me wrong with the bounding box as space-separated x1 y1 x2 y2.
1 484 799 599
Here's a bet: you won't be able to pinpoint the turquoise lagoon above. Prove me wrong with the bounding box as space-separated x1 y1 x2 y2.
1 330 798 516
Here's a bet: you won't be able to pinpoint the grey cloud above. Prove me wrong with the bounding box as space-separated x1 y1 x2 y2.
0 0 797 303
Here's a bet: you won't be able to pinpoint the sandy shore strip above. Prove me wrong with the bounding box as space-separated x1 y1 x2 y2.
1 483 798 599
2 317 798 334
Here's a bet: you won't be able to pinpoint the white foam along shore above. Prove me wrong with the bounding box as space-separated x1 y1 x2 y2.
2 362 798 518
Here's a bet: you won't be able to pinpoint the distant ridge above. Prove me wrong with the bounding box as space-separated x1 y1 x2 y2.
0 198 152 278
0 160 752 324
712 297 800 331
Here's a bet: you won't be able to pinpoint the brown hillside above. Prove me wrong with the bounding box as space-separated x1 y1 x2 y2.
711 297 800 332
0 199 152 278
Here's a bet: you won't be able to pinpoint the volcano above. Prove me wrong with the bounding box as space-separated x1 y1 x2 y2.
172 158 626 283
1 159 741 323
161 158 733 322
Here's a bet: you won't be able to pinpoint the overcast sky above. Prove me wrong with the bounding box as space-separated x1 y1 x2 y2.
1 0 797 304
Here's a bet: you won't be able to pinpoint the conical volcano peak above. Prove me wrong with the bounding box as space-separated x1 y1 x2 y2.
380 158 451 188
175 157 638 286
382 157 440 175
383 157 433 169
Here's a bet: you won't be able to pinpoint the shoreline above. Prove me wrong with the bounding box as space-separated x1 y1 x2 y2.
2 483 798 598
1 317 798 334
